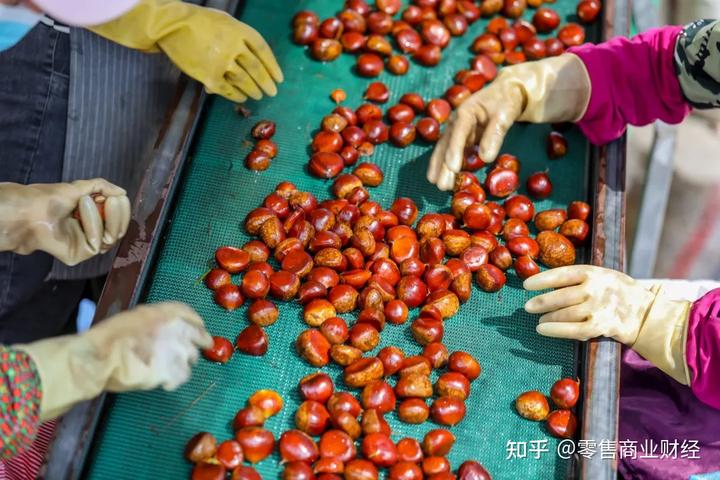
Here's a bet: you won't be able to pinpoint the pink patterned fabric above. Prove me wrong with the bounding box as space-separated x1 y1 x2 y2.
0 421 55 480
686 289 720 409
569 26 692 145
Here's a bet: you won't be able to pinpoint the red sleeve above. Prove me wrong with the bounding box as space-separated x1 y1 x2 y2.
686 289 720 409
569 26 692 144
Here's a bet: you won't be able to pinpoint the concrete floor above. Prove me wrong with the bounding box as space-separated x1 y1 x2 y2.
626 112 720 280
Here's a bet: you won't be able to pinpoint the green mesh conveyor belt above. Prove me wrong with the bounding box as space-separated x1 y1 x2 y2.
85 1 599 478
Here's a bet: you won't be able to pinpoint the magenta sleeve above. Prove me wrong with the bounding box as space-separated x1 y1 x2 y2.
568 26 692 145
686 289 720 409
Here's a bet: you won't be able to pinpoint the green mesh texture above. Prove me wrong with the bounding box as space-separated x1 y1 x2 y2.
85 1 598 478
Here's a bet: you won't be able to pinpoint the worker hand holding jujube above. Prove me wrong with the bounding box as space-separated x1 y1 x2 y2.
90 0 284 103
0 178 131 265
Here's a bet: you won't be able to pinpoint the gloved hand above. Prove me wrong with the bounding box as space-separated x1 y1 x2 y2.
14 302 212 421
89 0 283 103
0 179 131 265
427 54 591 190
524 265 691 384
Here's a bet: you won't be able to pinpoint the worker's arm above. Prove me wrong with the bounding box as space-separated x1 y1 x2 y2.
685 290 720 409
0 179 131 265
427 20 720 190
1 302 212 459
570 24 691 144
524 266 720 410
88 0 283 104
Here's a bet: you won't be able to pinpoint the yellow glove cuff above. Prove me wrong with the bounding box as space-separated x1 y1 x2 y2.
14 336 106 422
88 0 189 52
631 286 692 385
515 53 592 124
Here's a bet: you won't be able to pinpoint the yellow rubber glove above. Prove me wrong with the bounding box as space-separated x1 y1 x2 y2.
15 302 212 421
0 179 131 266
524 265 691 384
89 0 283 103
427 54 591 191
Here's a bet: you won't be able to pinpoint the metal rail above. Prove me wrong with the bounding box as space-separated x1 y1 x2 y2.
628 0 678 279
629 122 677 278
42 78 207 480
578 0 630 478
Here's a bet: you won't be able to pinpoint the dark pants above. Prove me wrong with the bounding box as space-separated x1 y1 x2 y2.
0 23 85 343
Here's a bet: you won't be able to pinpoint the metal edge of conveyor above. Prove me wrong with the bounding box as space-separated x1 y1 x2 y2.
40 2 240 478
41 79 207 480
579 0 630 478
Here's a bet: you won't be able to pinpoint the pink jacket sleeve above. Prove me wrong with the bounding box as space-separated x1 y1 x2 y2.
569 26 692 145
686 289 720 409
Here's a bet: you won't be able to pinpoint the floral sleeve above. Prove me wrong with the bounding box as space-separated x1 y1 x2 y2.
0 346 41 459
674 19 720 109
